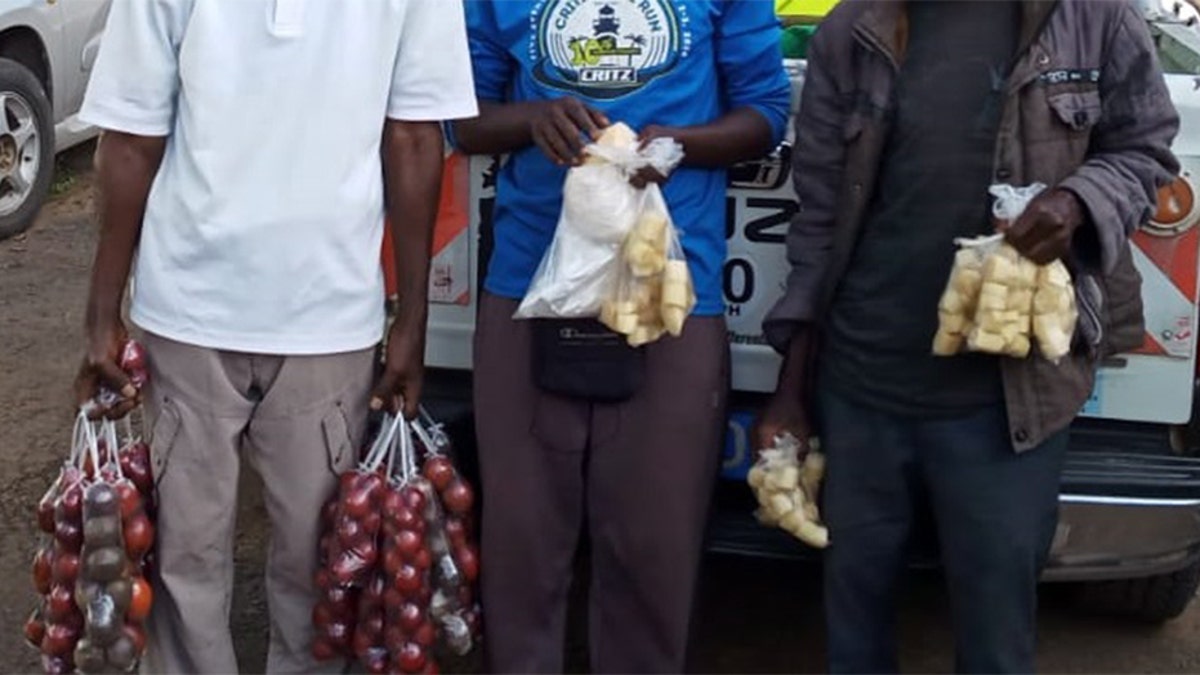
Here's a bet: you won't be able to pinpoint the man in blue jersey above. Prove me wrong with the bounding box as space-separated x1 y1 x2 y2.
452 1 790 671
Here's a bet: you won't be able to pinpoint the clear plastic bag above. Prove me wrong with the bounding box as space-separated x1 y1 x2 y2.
932 183 1077 362
598 187 696 347
747 434 828 549
516 122 684 319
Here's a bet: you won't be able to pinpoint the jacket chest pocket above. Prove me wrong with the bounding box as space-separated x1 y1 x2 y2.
1021 87 1101 181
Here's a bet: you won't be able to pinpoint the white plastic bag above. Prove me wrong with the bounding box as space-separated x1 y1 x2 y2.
598 188 696 346
515 123 684 319
933 183 1077 362
747 433 828 549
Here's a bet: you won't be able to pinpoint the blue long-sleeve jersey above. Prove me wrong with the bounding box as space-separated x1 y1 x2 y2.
465 0 791 316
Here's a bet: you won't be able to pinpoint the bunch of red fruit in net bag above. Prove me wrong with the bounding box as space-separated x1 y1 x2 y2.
312 409 481 674
27 413 156 674
26 339 154 674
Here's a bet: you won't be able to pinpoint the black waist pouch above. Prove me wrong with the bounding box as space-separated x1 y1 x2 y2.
531 318 645 402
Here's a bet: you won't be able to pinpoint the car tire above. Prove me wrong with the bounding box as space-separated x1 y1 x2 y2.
1076 560 1200 623
0 57 54 241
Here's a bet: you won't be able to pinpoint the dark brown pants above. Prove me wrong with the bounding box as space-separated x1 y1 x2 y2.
474 293 729 674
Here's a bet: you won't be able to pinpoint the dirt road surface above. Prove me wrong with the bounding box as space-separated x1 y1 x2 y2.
2 145 1200 673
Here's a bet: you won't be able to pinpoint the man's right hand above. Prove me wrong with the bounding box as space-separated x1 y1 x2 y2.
75 317 139 420
753 392 813 456
529 97 609 166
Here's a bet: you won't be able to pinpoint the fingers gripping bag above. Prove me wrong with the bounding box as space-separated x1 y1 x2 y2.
932 183 1078 362
515 122 685 319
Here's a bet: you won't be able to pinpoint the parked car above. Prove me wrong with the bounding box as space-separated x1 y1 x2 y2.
412 9 1200 624
0 0 109 240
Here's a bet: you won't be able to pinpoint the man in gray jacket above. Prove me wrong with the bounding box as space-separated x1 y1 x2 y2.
758 1 1179 672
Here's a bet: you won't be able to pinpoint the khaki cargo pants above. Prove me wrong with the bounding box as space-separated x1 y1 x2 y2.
140 332 374 674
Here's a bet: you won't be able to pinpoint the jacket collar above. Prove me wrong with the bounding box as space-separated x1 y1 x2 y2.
854 0 1061 68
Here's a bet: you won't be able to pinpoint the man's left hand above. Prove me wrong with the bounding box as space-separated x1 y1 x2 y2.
630 124 680 189
371 320 425 419
1002 188 1086 265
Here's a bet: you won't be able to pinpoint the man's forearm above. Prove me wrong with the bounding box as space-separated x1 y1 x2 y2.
86 131 167 330
450 101 537 156
383 120 444 332
658 107 775 168
775 324 814 399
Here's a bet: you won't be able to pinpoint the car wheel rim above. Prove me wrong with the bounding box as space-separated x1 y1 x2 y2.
0 91 39 217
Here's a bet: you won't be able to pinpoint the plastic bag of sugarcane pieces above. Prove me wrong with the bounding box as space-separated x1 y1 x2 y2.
747 434 828 549
932 183 1077 362
599 188 696 347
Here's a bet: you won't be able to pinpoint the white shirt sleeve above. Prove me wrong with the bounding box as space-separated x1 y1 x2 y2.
79 0 192 136
387 0 479 122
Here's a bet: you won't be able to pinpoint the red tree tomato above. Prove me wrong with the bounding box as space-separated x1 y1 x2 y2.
40 623 76 657
32 547 53 594
54 521 82 554
455 546 480 584
401 486 426 514
123 514 154 560
129 577 153 622
392 565 422 595
23 612 45 649
442 481 474 517
116 482 142 520
311 638 338 662
396 642 427 673
398 603 424 632
394 530 422 560
123 623 148 655
422 457 456 492
443 518 467 549
413 621 437 649
52 553 80 586
46 585 75 623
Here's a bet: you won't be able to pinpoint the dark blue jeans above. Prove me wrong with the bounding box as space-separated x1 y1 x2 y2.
819 389 1068 674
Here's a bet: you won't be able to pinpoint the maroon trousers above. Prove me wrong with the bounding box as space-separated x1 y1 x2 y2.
474 293 729 673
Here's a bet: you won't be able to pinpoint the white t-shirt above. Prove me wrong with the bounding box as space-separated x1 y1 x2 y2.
80 0 479 355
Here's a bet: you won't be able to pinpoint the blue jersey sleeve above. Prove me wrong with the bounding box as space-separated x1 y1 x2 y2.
715 0 792 146
465 0 515 103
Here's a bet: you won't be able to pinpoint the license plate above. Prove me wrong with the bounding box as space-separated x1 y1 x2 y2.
721 410 759 480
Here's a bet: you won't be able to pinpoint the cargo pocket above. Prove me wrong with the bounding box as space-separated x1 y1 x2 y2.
321 403 356 476
148 400 181 488
1048 91 1102 132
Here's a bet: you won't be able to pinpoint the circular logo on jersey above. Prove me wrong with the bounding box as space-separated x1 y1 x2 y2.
532 0 683 100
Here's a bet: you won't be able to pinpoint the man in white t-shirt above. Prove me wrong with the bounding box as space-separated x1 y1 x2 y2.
73 1 477 671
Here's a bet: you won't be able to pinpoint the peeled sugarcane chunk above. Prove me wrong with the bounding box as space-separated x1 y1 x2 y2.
983 254 1020 286
1039 261 1072 289
1007 289 1034 312
955 248 984 270
939 290 967 314
662 306 687 337
628 323 664 347
1006 333 1032 358
773 466 800 491
625 239 665 277
634 211 668 243
613 312 639 335
939 310 968 334
952 268 984 297
794 520 830 549
780 508 808 536
969 329 1007 353
978 310 1008 333
767 494 795 521
933 329 964 356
